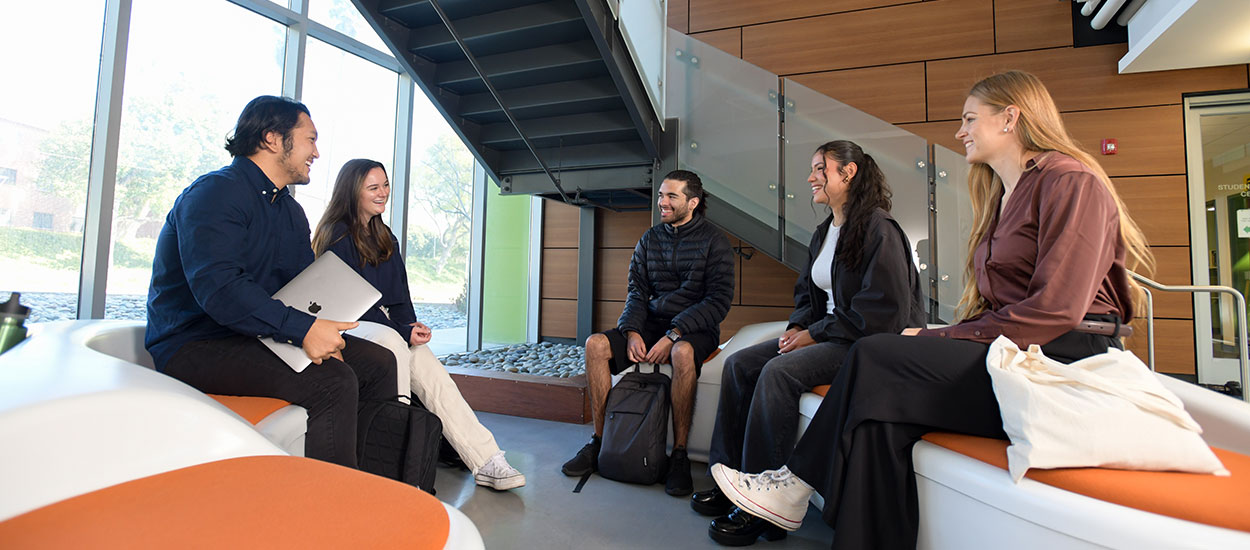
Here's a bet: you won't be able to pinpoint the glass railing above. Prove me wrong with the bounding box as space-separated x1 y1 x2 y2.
666 30 780 254
616 0 666 127
932 145 974 323
783 78 929 266
665 28 975 322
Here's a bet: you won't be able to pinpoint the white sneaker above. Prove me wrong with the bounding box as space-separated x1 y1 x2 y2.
474 451 526 490
711 464 812 531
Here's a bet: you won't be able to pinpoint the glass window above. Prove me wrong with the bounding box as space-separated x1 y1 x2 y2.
32 212 55 230
105 0 286 319
297 36 398 228
406 99 473 354
0 0 105 322
481 190 532 349
310 0 390 53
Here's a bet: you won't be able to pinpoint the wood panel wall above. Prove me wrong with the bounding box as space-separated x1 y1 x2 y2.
539 201 580 339
668 0 1250 375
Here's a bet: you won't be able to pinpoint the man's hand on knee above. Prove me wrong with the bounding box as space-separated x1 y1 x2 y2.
626 331 648 363
303 319 357 364
644 338 673 364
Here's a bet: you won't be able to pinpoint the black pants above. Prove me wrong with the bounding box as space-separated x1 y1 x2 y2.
163 334 397 468
709 339 851 472
787 328 1119 550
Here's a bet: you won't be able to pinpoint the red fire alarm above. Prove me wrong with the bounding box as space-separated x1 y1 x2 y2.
1101 138 1118 155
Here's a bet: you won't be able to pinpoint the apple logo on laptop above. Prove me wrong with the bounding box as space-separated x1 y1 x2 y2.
308 301 322 314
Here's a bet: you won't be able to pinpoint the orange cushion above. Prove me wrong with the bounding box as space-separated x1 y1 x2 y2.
810 384 830 397
0 455 450 549
207 394 292 425
922 431 1250 533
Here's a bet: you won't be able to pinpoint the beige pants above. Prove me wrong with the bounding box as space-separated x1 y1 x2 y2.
348 322 500 472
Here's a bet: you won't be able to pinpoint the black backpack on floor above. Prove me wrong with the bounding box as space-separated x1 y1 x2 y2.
357 396 442 494
598 363 671 485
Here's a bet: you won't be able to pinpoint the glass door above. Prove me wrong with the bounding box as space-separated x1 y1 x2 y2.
1185 91 1250 385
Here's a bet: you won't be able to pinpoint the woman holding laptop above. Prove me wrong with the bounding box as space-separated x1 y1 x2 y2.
312 158 525 491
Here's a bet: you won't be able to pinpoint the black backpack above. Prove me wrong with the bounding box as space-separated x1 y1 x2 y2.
357 396 442 494
597 363 671 485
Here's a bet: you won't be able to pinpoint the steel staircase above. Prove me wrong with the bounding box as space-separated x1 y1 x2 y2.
360 0 663 211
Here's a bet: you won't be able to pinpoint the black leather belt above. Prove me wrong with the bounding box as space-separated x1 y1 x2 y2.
1074 319 1133 338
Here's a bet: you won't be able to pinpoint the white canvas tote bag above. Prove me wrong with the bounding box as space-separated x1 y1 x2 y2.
985 335 1228 482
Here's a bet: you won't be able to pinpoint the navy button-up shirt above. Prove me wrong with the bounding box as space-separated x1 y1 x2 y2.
145 157 317 370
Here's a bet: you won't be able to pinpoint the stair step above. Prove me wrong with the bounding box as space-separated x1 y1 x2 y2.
407 0 586 63
435 40 605 94
378 0 551 29
497 140 651 174
480 111 636 150
459 77 623 123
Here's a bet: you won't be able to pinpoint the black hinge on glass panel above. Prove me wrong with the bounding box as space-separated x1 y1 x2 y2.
768 90 796 123
924 150 940 325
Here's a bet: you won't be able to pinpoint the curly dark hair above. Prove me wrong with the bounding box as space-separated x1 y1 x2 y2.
663 169 707 216
814 140 892 270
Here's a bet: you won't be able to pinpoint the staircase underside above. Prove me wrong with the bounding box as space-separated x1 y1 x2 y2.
364 0 664 208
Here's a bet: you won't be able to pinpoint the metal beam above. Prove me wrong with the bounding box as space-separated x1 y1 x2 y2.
281 0 309 101
466 160 488 351
527 196 544 343
576 205 596 343
504 165 651 195
78 0 132 319
390 75 415 251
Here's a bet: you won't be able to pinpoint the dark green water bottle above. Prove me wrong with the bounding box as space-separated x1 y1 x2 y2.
0 292 30 355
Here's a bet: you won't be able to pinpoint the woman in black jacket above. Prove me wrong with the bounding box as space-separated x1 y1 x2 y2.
694 140 927 546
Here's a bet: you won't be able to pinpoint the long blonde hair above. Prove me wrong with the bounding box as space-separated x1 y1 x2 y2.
955 71 1154 321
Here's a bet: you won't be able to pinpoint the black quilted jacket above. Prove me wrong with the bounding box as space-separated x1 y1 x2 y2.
617 214 735 341
789 208 927 343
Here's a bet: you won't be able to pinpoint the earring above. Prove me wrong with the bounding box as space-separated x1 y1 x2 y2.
1002 127 1010 133
842 177 851 184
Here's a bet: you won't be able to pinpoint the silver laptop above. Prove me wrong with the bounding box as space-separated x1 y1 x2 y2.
260 250 382 372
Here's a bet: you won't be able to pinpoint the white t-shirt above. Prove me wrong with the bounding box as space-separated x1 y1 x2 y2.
810 224 841 315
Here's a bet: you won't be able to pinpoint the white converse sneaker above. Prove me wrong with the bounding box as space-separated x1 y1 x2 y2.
474 451 526 490
711 464 812 531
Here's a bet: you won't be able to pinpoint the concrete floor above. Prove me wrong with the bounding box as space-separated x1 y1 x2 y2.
433 412 835 549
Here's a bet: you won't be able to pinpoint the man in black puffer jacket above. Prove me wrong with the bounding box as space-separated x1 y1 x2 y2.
561 170 735 497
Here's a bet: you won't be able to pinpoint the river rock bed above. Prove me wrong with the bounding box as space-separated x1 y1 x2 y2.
441 341 585 378
3 290 467 329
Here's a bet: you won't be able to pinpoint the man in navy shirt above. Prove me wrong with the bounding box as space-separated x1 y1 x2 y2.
145 96 396 468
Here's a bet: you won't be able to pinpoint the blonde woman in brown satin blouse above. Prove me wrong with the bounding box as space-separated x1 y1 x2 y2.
704 71 1154 550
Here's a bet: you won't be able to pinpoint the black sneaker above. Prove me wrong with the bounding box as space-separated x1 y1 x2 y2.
562 436 601 476
666 448 693 496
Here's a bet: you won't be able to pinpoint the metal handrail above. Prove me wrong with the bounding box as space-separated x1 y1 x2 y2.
427 0 573 204
1130 271 1248 399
